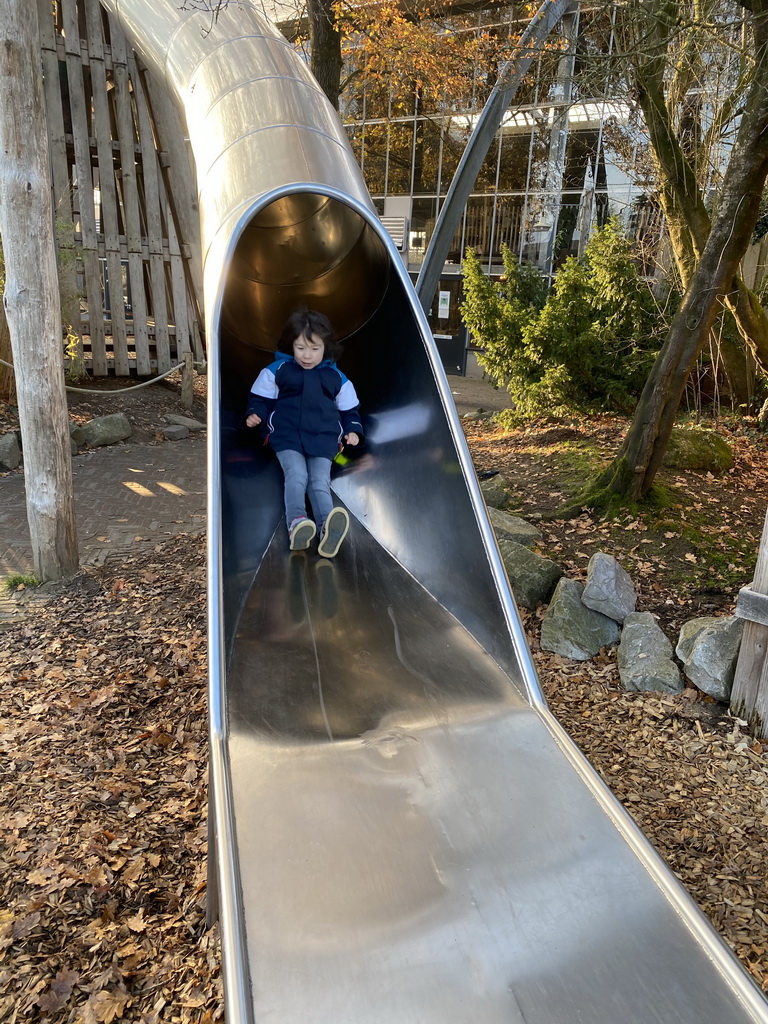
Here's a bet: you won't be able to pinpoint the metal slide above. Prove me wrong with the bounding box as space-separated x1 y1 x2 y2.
100 3 768 1021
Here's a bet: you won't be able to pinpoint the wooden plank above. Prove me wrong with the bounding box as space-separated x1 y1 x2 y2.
149 253 172 372
37 0 83 360
741 243 758 291
189 309 205 364
82 250 107 376
132 68 172 372
132 69 164 257
61 0 105 369
105 250 129 375
731 507 768 737
62 0 96 247
109 20 152 374
85 0 128 374
735 585 768 627
139 62 205 320
126 252 151 376
167 210 191 358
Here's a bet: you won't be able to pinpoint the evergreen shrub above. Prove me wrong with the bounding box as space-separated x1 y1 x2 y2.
460 219 661 420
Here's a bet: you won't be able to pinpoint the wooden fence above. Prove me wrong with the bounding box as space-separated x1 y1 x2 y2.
38 0 204 377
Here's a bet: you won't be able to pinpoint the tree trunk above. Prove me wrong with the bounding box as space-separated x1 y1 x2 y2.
0 263 14 402
634 19 768 381
716 327 756 409
0 0 78 579
307 0 342 109
583 9 768 505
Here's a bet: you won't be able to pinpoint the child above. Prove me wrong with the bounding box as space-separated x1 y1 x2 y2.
246 309 363 558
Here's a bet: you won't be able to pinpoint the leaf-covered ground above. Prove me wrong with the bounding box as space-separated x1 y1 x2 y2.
464 414 768 633
2 400 768 1019
0 535 220 1022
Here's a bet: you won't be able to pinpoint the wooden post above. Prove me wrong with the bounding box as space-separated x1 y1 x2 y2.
181 350 194 410
0 0 78 580
731 507 768 737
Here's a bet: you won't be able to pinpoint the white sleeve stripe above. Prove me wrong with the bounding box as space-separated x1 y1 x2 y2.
250 368 279 400
336 378 360 411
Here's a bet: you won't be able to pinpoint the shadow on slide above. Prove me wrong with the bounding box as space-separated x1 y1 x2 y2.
98 2 768 1020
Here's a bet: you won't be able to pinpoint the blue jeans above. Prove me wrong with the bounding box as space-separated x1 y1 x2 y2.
276 449 333 529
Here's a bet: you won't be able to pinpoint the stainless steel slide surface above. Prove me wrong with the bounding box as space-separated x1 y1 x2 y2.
99 2 768 1020
227 523 762 1023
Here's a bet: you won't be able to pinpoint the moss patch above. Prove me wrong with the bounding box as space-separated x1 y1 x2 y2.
662 426 734 473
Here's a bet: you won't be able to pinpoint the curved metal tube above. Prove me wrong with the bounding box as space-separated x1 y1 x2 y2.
99 4 768 1023
416 0 572 308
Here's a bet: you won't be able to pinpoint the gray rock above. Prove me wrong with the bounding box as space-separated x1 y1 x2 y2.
70 436 78 455
676 615 744 702
498 539 562 609
0 431 21 470
164 413 206 432
163 424 190 440
582 551 637 623
82 412 132 447
618 612 683 693
488 507 542 548
540 577 620 661
69 423 87 447
675 617 721 663
480 473 512 509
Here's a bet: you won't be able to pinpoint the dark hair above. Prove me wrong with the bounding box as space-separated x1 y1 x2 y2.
276 309 342 362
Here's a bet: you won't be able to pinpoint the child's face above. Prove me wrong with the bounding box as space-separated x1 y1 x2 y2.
293 332 325 370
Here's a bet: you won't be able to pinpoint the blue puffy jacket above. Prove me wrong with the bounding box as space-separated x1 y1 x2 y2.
246 351 364 460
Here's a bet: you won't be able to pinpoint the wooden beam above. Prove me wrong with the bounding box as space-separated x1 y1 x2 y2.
731 508 768 736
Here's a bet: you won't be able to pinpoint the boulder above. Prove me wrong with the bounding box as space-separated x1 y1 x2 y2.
162 424 190 440
498 539 562 609
540 577 620 661
81 412 132 447
0 431 21 470
488 507 542 548
618 612 683 693
480 473 512 509
582 551 637 623
164 413 206 432
675 615 744 702
662 426 733 473
69 423 87 447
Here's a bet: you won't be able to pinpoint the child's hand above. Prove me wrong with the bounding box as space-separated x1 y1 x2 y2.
246 413 262 427
344 432 360 446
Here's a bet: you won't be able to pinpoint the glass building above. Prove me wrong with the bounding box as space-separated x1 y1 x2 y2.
328 1 668 367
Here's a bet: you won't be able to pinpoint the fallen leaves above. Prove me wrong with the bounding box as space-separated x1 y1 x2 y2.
3 409 768 1017
0 533 221 1022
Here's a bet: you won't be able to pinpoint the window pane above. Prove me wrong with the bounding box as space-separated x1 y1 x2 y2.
412 119 443 195
439 118 472 194
386 122 414 194
361 123 387 196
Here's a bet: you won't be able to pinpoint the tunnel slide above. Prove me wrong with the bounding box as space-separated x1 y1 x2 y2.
97 2 768 1021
